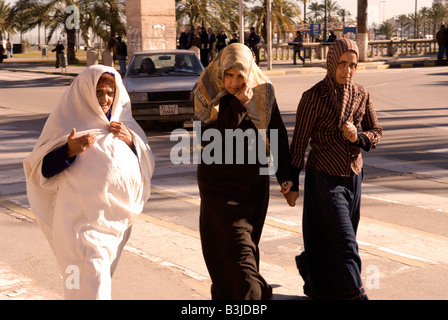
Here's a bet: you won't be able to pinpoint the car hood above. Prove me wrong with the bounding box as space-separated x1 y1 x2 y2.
124 76 199 93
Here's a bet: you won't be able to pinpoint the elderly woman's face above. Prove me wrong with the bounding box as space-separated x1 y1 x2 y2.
224 68 245 95
335 51 358 85
96 74 116 114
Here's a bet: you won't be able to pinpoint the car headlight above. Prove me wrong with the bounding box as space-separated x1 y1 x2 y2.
129 92 148 103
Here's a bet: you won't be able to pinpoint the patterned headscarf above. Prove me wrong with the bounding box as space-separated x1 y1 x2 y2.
324 38 364 129
194 43 275 130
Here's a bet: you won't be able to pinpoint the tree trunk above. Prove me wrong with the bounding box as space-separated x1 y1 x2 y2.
66 27 77 64
356 0 368 62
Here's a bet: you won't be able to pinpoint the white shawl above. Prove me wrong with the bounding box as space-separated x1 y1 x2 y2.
23 65 155 249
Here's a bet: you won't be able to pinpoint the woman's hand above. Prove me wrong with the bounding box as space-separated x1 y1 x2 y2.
342 121 358 143
234 84 253 106
280 181 298 207
66 128 96 159
110 121 134 148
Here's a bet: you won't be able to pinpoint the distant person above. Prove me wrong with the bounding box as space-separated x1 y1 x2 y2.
215 29 227 52
107 35 117 62
190 29 201 58
247 27 261 66
52 40 65 68
292 31 305 65
140 57 156 74
0 41 5 63
115 36 127 74
178 27 191 49
229 33 238 45
208 28 216 61
328 30 337 42
436 25 446 62
6 39 13 58
200 27 210 67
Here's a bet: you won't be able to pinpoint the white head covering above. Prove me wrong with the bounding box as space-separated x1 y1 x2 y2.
23 65 155 245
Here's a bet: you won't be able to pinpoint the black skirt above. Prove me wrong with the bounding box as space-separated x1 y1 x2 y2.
197 163 272 300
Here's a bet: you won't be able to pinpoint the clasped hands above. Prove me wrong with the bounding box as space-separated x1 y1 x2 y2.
65 121 133 159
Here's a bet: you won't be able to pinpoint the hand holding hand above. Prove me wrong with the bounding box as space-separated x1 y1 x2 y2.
284 191 299 207
66 128 96 159
342 121 358 143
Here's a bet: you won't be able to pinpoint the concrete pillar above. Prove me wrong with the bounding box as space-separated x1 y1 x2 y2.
126 0 176 58
87 49 99 66
102 49 114 67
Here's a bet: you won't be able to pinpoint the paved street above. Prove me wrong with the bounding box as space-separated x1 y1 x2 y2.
0 62 447 302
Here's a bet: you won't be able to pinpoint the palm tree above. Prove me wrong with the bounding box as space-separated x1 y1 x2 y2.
378 21 396 40
323 0 341 23
429 2 448 37
0 0 14 39
247 0 301 44
337 8 351 27
357 0 368 61
396 14 410 39
175 0 241 33
308 1 323 22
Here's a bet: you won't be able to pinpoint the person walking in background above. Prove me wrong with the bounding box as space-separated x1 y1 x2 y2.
24 65 155 299
52 40 64 68
107 35 117 63
229 33 238 45
115 36 127 74
215 29 227 52
208 27 216 61
6 39 13 58
200 27 210 67
286 39 382 300
194 43 293 300
247 27 261 66
436 25 446 62
292 31 305 65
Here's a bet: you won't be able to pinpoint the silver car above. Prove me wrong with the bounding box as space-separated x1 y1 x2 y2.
123 50 204 123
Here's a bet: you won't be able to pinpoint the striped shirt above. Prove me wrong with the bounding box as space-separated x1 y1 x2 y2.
290 80 382 179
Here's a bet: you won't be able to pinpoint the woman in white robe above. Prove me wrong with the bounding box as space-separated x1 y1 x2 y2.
23 65 155 300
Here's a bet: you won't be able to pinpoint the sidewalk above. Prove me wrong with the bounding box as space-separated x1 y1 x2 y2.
1 53 446 78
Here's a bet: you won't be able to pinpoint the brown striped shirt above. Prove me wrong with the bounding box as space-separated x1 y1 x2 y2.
290 80 382 179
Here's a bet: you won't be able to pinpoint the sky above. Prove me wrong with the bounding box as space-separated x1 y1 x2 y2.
329 0 436 25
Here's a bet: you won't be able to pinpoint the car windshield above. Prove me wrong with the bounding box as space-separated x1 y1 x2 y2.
128 53 203 77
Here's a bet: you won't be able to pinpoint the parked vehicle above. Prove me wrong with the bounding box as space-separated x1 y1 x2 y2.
123 50 204 125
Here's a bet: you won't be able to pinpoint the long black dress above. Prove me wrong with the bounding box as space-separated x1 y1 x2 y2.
197 93 291 300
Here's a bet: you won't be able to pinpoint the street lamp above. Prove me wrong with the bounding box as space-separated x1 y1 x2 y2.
414 0 418 38
324 0 328 42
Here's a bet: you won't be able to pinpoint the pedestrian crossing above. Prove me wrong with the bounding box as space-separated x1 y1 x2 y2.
1 125 448 299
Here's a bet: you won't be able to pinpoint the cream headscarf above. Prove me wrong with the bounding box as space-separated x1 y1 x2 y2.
194 43 275 130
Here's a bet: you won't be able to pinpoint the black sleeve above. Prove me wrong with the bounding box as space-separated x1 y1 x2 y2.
268 101 292 185
204 93 247 132
349 133 371 152
41 143 76 178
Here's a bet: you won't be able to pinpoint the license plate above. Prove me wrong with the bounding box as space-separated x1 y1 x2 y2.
159 105 178 115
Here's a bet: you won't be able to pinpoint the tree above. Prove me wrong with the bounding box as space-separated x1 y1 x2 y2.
247 0 301 44
378 21 395 40
308 1 323 22
175 0 241 33
357 0 368 61
0 0 14 39
337 8 351 27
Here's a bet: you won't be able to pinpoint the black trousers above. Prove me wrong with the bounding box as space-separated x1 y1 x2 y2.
197 163 272 300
